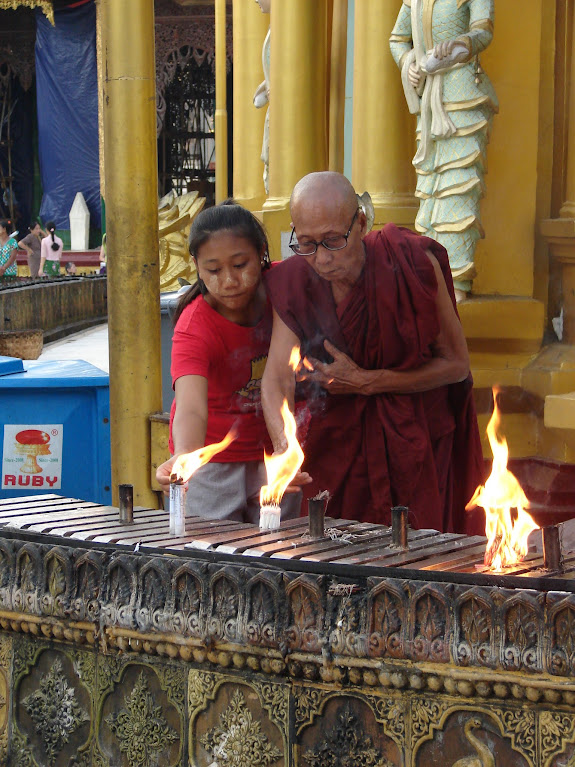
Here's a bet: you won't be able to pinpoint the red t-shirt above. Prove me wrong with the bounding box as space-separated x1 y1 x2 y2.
169 295 273 461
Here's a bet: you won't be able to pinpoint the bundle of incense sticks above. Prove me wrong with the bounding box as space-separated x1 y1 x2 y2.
169 477 186 536
259 503 281 531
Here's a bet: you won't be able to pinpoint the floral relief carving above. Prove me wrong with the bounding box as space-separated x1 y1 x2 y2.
496 708 536 763
189 670 217 712
199 688 283 767
369 587 404 658
287 578 323 653
255 681 289 733
411 698 450 742
502 600 541 671
550 606 575 676
294 687 330 734
207 573 241 642
105 671 178 767
173 568 202 634
21 657 89 764
456 594 494 667
368 695 406 745
246 579 279 647
540 711 575 766
302 701 392 767
411 591 449 662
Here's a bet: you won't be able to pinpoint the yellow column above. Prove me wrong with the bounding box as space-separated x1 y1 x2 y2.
100 0 162 507
232 0 269 210
329 0 348 173
351 0 417 226
262 0 329 259
215 0 228 203
542 0 575 343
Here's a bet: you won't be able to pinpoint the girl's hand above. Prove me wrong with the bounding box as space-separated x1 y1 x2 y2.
0 266 5 277
285 469 312 493
156 455 178 495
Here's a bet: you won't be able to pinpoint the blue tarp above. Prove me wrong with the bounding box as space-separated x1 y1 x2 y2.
35 2 100 230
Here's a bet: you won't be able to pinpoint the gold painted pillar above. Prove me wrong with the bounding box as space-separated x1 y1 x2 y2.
232 0 269 210
100 0 162 507
329 0 348 173
262 0 329 259
215 0 228 203
542 0 575 344
351 0 417 226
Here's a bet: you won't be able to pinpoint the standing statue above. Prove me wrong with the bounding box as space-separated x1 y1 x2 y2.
253 0 271 194
390 0 498 300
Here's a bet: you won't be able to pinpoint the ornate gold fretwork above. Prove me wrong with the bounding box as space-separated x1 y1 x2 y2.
0 1 54 25
199 688 283 767
105 672 178 767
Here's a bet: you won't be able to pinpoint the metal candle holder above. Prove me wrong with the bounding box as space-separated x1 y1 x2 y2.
391 505 409 549
118 484 134 524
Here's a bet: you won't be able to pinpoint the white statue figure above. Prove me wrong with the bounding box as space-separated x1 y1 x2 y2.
253 0 271 194
390 0 498 300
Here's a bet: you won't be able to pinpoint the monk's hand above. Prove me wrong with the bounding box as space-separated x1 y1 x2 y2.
305 340 367 395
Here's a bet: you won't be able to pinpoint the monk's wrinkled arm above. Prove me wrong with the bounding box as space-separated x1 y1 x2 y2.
360 252 470 394
261 309 299 453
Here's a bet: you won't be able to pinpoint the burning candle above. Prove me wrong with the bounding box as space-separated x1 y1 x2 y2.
466 387 539 571
168 428 237 537
169 477 186 536
259 398 304 531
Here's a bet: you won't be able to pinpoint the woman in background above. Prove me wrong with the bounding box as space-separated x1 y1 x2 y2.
39 221 63 277
18 222 47 278
0 220 18 280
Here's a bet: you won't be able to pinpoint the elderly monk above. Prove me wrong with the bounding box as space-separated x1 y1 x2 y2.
261 171 484 533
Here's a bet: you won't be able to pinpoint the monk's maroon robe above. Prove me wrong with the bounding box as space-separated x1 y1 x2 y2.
264 223 484 533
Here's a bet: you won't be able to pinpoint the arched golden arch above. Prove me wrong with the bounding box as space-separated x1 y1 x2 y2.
0 0 54 25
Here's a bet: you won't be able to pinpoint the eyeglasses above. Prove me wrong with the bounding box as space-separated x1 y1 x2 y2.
288 208 360 256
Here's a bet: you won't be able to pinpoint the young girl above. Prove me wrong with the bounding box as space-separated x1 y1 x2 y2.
156 200 302 523
39 221 63 277
0 220 18 280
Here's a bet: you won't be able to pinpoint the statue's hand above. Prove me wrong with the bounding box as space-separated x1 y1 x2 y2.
408 61 422 88
434 39 457 60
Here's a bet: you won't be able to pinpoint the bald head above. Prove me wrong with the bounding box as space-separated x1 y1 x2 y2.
290 172 358 218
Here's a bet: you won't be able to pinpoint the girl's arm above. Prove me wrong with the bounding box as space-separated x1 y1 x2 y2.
156 374 208 493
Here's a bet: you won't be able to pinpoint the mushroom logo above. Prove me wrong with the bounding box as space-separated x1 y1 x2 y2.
15 429 51 474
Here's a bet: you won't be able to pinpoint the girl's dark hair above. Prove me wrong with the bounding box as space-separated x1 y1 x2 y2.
0 219 12 234
172 199 271 325
29 222 39 230
45 221 59 251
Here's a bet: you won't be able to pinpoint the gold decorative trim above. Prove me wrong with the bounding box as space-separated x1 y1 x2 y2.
434 177 482 199
0 0 54 25
436 149 481 173
470 18 494 34
434 216 484 236
444 95 493 111
422 0 437 52
390 34 412 44
454 118 489 137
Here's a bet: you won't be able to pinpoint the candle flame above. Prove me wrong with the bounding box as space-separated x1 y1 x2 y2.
171 428 237 483
466 388 539 571
260 399 304 507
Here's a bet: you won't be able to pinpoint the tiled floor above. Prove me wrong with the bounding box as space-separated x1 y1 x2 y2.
35 323 109 372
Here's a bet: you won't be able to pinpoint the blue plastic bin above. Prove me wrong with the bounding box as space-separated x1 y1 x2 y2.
0 357 111 504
